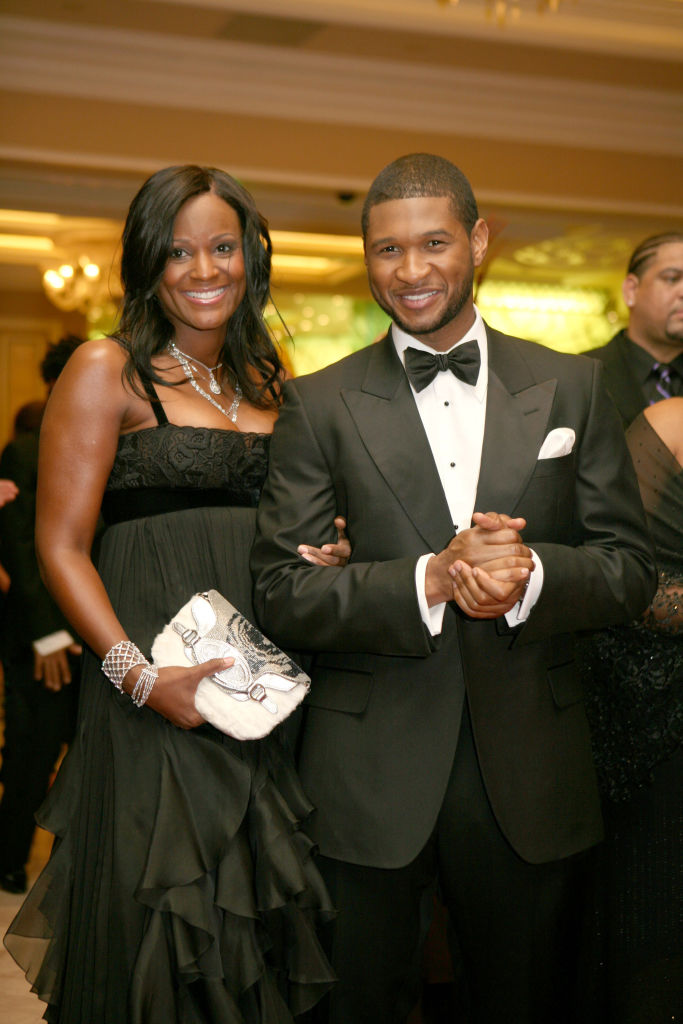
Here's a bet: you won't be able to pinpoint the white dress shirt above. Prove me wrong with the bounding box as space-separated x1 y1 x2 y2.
392 308 543 634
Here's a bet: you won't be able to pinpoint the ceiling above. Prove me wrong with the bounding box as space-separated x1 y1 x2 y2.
0 0 681 307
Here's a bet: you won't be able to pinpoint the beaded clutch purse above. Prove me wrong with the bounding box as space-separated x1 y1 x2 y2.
151 590 310 739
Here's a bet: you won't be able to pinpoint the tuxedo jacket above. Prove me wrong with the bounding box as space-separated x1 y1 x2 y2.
252 326 656 869
583 331 649 428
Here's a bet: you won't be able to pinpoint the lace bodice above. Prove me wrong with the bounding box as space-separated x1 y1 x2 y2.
102 425 271 523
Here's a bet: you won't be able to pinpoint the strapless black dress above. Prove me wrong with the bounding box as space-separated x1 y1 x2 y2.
5 423 334 1023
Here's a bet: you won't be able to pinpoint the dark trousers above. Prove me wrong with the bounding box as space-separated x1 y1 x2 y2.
0 652 78 874
312 705 593 1024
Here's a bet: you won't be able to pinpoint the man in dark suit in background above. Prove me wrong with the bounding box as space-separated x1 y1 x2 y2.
583 232 683 427
0 335 82 893
252 154 656 1024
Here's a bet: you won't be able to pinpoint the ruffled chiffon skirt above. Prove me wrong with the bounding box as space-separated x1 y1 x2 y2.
4 506 334 1023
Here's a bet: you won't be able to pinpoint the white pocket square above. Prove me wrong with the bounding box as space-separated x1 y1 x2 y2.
538 427 575 460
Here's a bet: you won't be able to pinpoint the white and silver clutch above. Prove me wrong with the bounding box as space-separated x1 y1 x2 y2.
151 590 310 740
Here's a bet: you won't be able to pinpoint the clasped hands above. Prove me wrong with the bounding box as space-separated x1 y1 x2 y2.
426 512 534 620
296 512 532 619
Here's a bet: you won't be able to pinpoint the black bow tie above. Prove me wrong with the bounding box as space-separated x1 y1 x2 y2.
404 341 480 392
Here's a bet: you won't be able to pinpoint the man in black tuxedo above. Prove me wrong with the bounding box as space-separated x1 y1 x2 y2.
251 154 656 1024
583 232 683 427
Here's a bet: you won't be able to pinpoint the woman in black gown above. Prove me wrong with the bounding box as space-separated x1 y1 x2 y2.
583 396 682 1022
4 166 347 1023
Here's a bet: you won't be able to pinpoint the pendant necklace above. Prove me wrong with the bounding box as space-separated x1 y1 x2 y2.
168 341 242 423
169 341 223 393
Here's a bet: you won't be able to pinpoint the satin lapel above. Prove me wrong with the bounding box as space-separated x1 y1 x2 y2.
342 333 455 553
475 329 557 514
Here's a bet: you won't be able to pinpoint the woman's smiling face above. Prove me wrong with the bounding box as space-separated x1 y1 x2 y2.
157 190 246 347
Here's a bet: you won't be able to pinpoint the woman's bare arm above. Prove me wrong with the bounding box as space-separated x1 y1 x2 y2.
36 339 229 727
36 339 132 653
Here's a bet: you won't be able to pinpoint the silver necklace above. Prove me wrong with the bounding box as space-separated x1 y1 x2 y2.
169 341 223 394
168 341 242 424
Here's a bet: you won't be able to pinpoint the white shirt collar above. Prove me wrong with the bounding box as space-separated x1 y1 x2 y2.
391 306 488 401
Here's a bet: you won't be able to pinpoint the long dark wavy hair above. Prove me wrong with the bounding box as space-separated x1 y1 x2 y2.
116 165 285 408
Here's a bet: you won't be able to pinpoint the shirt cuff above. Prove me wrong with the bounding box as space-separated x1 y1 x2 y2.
504 548 544 626
32 629 75 657
416 553 446 636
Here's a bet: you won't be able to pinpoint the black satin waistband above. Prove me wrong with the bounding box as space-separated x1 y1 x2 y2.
101 487 250 525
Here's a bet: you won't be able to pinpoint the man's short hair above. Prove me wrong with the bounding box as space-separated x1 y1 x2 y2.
361 153 479 240
40 334 83 385
627 232 683 277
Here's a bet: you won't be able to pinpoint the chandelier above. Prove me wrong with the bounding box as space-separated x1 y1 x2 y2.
42 254 121 323
437 0 565 24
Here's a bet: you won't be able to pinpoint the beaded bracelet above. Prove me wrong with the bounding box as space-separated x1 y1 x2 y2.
102 640 158 706
131 664 158 707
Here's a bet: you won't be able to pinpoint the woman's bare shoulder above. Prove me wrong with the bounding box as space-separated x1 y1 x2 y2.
47 337 135 422
65 336 127 375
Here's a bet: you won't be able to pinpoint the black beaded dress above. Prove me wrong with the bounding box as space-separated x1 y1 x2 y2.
582 411 682 1022
4 393 335 1024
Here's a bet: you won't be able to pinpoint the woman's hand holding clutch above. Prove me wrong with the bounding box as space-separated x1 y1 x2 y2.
133 658 234 729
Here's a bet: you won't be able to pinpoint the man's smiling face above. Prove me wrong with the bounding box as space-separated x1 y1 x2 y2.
364 195 488 352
